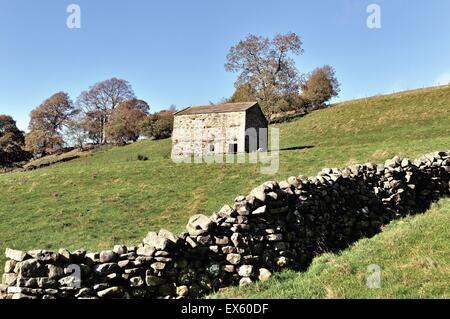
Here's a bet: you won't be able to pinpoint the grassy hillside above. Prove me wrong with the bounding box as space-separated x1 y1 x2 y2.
0 85 449 270
209 199 450 299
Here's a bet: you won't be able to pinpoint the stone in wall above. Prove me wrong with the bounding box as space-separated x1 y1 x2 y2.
1 150 449 299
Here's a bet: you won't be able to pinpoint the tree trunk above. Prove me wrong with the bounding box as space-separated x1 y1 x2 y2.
101 117 107 144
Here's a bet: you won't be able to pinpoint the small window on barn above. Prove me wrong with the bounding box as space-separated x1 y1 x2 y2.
228 143 238 154
209 144 215 152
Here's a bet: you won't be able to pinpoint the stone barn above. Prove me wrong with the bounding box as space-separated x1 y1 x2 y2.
171 102 268 157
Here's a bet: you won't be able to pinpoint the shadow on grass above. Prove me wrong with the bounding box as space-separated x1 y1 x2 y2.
279 145 314 152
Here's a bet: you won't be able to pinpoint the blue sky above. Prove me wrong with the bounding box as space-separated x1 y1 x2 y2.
1 0 449 131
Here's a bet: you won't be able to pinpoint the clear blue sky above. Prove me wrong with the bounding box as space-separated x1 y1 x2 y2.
1 0 450 131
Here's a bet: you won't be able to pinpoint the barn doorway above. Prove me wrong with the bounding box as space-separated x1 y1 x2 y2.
228 143 238 154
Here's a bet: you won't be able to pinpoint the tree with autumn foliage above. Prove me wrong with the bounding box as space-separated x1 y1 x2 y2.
25 92 77 157
301 65 340 108
0 115 30 167
228 84 257 103
105 99 149 144
225 32 303 118
77 78 136 144
79 110 102 144
141 109 175 140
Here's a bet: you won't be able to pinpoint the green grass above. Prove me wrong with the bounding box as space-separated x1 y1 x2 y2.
209 199 450 299
0 85 449 273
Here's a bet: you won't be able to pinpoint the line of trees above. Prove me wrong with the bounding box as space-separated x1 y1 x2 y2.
225 32 340 120
1 78 176 165
1 32 340 166
76 78 142 144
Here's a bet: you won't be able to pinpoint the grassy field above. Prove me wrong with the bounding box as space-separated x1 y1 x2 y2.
0 85 449 272
209 199 450 299
22 147 94 170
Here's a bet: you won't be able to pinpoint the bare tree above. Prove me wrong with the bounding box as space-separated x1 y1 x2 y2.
76 78 135 143
225 32 303 117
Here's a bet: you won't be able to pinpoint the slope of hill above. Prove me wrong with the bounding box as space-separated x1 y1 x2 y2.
0 85 449 270
209 199 450 299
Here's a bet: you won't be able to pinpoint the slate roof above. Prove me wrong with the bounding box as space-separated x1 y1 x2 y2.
174 102 258 116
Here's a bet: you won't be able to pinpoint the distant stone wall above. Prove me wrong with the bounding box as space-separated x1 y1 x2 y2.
1 151 449 299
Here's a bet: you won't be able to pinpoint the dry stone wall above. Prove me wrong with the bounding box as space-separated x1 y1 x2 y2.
1 151 449 299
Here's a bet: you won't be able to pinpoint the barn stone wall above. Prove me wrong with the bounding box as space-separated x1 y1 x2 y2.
172 112 246 157
1 151 449 299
